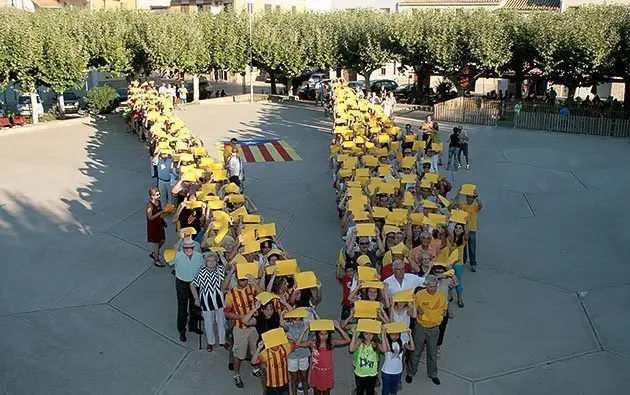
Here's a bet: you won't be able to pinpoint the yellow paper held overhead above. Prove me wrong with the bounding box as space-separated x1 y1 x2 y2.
236 262 259 279
295 271 318 290
284 307 309 319
384 322 409 334
309 319 334 331
392 289 414 303
357 266 379 282
256 292 280 306
262 327 289 349
356 318 382 333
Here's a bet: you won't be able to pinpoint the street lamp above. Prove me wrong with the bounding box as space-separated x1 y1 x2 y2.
248 0 254 103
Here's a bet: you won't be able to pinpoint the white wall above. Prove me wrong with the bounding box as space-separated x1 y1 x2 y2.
136 0 170 9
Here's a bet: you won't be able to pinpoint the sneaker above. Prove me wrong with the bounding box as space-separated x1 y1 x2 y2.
405 375 413 384
470 264 477 273
233 375 244 388
206 344 213 352
457 163 462 169
431 377 441 385
466 164 470 170
297 383 304 392
252 367 261 377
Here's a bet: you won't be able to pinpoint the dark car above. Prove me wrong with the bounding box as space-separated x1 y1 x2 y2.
61 91 81 113
394 84 420 103
348 81 366 92
296 83 317 101
116 88 129 104
371 79 398 93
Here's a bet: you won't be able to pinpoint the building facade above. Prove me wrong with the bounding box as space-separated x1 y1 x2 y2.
169 0 306 13
397 0 562 12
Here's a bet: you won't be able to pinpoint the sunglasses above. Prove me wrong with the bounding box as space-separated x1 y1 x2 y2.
359 242 370 246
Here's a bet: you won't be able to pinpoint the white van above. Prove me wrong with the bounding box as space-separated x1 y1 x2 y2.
16 93 44 116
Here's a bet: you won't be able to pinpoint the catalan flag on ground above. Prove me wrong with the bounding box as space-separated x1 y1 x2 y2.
217 139 302 163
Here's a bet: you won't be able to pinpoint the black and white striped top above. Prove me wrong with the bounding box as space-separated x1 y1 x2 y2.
191 264 226 311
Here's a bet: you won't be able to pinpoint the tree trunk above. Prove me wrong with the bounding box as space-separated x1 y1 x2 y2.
193 74 200 102
448 74 464 97
30 91 39 125
514 70 524 100
57 93 66 119
270 70 277 95
566 85 577 104
363 68 375 94
286 76 293 96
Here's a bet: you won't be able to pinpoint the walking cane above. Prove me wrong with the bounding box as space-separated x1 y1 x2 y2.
198 307 202 351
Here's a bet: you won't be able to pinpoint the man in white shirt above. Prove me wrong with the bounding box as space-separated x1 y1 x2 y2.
384 260 425 298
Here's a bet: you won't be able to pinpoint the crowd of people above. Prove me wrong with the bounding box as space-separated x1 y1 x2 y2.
130 77 482 395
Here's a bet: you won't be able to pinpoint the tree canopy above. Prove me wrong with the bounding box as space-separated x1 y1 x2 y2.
0 6 628 102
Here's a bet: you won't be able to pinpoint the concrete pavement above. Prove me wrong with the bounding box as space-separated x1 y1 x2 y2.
1 103 629 395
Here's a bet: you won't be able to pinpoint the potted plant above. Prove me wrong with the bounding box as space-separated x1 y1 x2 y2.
8 111 26 126
0 110 11 129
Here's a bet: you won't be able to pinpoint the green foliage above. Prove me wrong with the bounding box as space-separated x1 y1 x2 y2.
0 7 629 102
85 86 119 115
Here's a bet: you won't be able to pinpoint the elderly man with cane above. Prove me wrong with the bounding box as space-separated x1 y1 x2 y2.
169 239 204 342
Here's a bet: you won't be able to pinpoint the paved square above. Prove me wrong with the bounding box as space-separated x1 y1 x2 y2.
1 102 629 394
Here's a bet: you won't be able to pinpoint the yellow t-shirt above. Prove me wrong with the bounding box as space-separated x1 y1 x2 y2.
415 289 447 328
459 201 480 232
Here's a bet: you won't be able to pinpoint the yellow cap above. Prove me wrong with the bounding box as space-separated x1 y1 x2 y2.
243 214 262 224
460 183 477 196
390 242 406 255
186 201 202 210
449 209 468 224
428 213 447 225
360 280 384 290
243 241 260 255
225 183 241 194
358 266 379 282
207 200 225 210
354 300 380 318
423 200 438 209
164 249 177 263
228 194 245 203
180 227 197 236
401 174 416 184
356 255 372 266
424 173 438 184
285 307 309 319
371 207 389 219
410 213 424 225
392 289 414 303
295 271 318 290
257 223 276 238
356 223 376 237
256 292 280 306
236 262 259 279
309 319 334 331
274 259 298 276
261 327 289 349
384 322 409 334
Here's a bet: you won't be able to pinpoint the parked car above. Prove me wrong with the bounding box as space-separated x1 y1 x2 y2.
308 73 326 84
348 81 366 92
296 83 317 101
370 79 398 93
116 88 129 105
61 91 81 114
16 93 44 116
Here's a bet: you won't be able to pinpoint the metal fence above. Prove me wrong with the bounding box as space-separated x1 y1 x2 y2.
514 112 630 137
434 97 630 137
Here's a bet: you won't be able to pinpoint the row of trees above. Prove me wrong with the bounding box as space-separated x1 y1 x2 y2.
1 6 629 117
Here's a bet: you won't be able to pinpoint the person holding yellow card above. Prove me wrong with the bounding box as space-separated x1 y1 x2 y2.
294 318 351 395
455 186 483 272
406 275 446 386
349 320 388 395
382 322 416 395
430 264 459 357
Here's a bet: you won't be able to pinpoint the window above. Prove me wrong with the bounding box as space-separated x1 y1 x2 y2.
380 68 386 76
264 4 272 12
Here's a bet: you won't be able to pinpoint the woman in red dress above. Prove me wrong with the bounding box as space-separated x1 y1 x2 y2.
296 320 351 395
146 188 166 267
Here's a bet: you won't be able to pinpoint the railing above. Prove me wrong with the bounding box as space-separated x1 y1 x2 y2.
434 97 630 137
514 112 630 137
433 97 499 126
